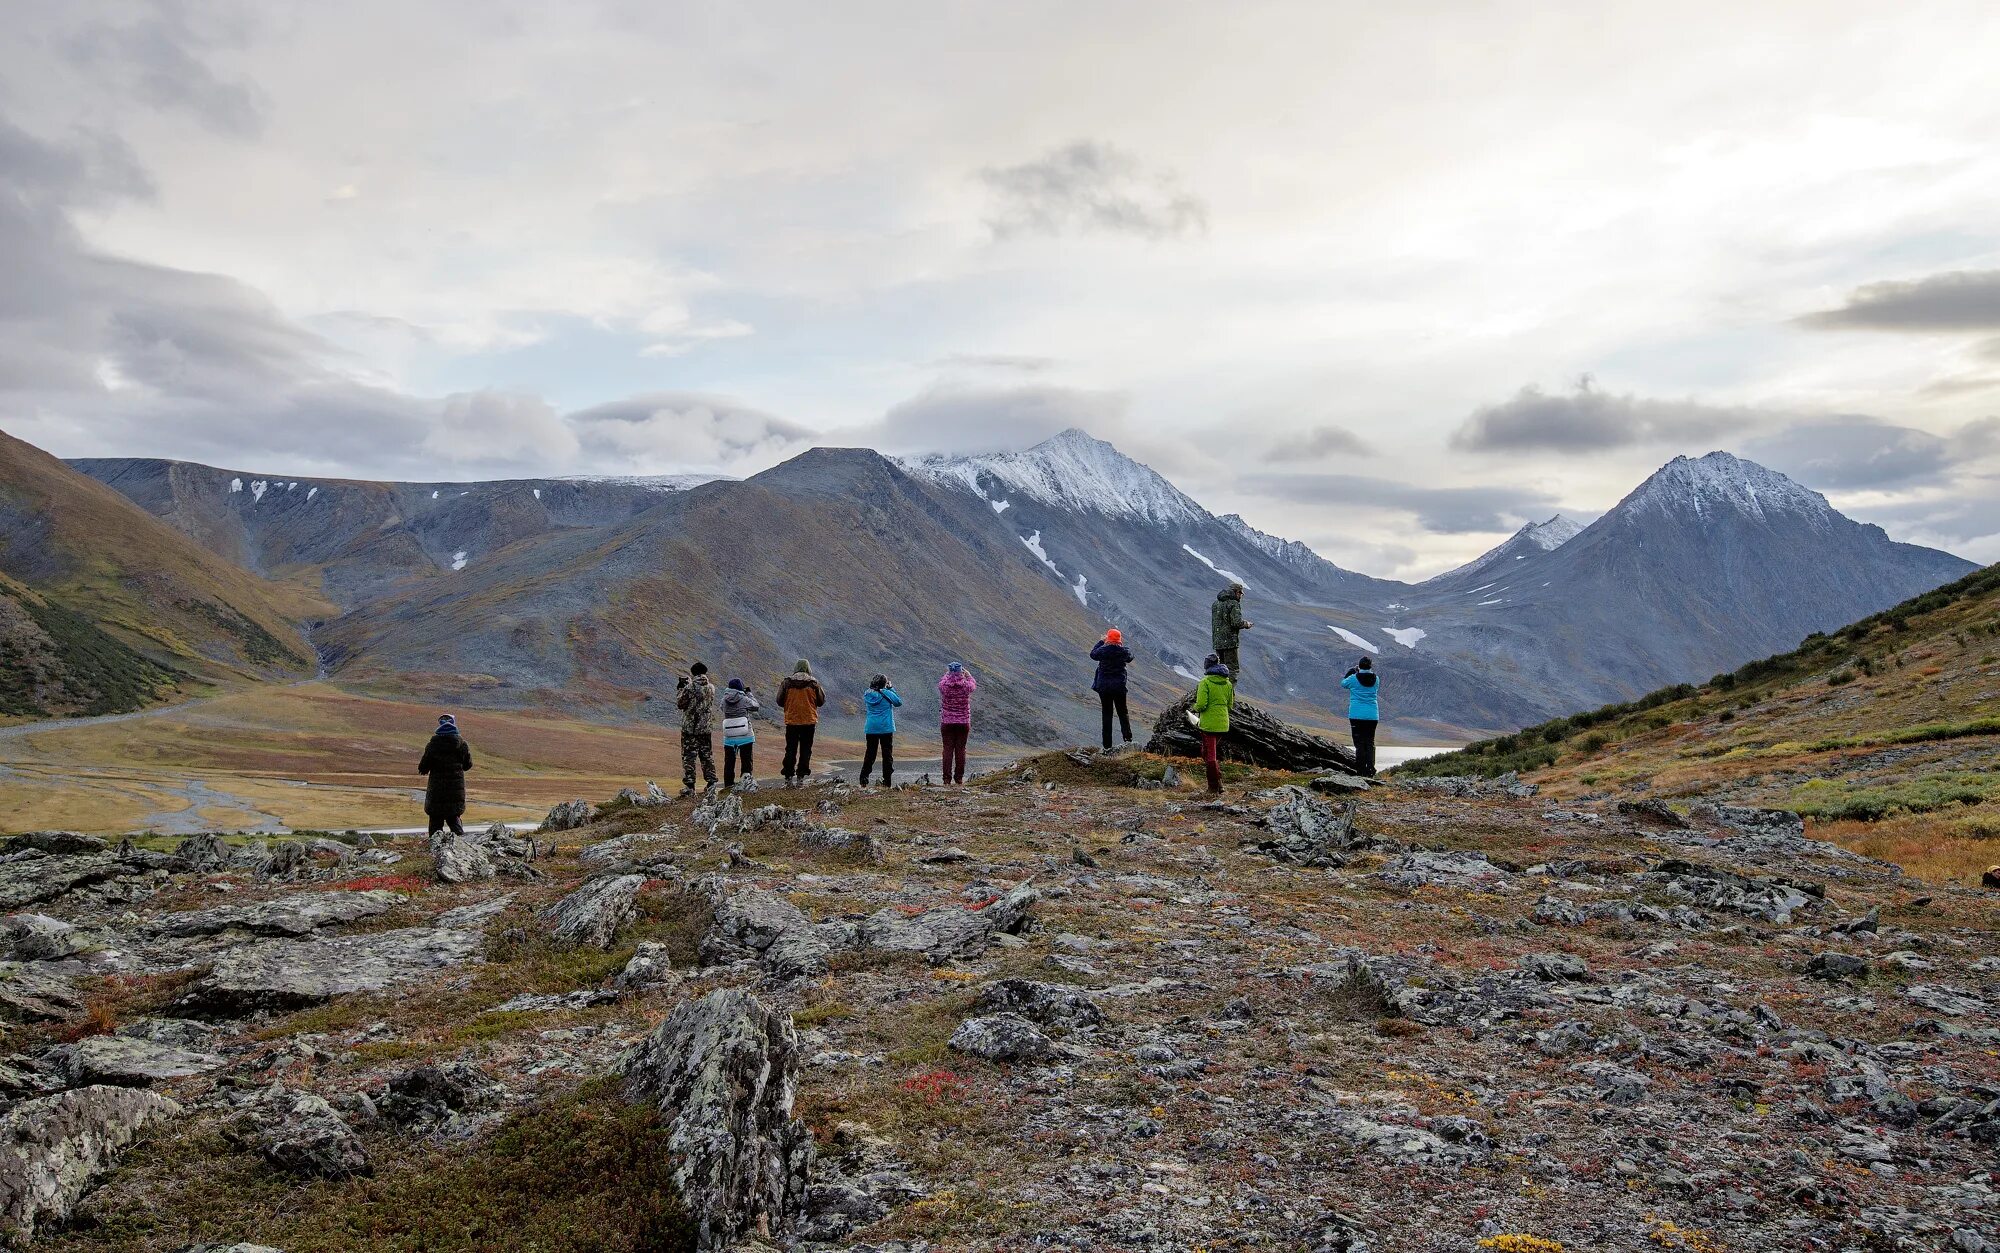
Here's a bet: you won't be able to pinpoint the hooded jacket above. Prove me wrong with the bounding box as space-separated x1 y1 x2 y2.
1193 666 1235 734
1090 640 1134 693
676 676 718 734
938 668 977 726
1342 668 1380 720
418 730 473 816
863 686 903 734
777 662 827 726
1211 590 1247 650
722 687 760 745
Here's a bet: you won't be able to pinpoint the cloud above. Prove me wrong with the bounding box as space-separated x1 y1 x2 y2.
978 141 1208 241
1265 424 1369 462
926 353 1060 374
564 393 816 471
1238 471 1565 534
427 390 575 468
61 9 267 139
871 383 1130 456
1451 382 1754 453
1802 269 2000 332
1741 415 1953 490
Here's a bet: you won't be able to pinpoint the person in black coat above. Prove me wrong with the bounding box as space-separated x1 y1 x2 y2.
418 714 473 836
1090 628 1136 750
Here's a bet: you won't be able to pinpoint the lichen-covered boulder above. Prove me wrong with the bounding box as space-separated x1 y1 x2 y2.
542 874 645 949
537 799 595 833
0 1085 180 1240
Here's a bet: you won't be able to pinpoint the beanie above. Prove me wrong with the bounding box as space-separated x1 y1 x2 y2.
1105 628 1123 645
727 677 745 690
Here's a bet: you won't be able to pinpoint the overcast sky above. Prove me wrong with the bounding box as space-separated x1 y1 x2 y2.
5 0 2000 577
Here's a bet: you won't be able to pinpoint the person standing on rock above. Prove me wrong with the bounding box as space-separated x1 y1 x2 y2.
418 714 473 836
776 658 827 787
1090 628 1135 750
938 661 977 785
859 673 902 787
675 662 720 797
1342 656 1380 777
721 678 760 791
1193 654 1235 794
1211 584 1252 685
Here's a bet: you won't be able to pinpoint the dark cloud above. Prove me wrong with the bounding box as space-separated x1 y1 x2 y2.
979 141 1208 241
1802 269 2000 332
1265 424 1369 462
1237 471 1564 534
873 383 1129 456
1451 382 1753 453
1741 415 1953 490
1861 481 2000 545
61 8 267 139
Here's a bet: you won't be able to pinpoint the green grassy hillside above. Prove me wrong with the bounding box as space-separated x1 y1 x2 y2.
0 428 322 693
0 573 185 717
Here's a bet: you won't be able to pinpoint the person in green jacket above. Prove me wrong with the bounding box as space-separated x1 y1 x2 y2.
1210 584 1251 684
1192 653 1235 794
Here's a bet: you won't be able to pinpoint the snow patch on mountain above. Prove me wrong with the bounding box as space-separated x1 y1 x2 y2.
1071 574 1088 606
559 473 722 492
1022 531 1060 575
1383 627 1426 648
1182 545 1246 586
306 487 318 501
906 429 1205 526
229 477 242 493
991 499 1010 514
451 551 469 571
1329 626 1381 652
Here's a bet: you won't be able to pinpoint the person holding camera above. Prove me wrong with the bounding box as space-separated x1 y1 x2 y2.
1090 627 1135 750
859 673 902 788
675 661 720 796
1341 656 1380 777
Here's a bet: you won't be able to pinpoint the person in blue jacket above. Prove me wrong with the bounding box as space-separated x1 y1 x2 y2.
859 673 902 787
1341 656 1380 776
1089 627 1135 750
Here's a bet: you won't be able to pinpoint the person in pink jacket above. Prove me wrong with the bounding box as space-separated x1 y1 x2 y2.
937 662 977 785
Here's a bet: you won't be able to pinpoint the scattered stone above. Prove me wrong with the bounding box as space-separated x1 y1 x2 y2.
229 1086 370 1179
618 988 813 1250
541 874 645 949
613 941 676 992
537 799 596 833
972 978 1105 1028
948 1013 1058 1063
428 830 495 883
0 1085 180 1240
857 881 1039 964
1806 952 1870 981
1617 798 1691 829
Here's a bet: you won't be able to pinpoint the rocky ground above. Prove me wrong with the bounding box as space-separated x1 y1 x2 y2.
0 753 1994 1252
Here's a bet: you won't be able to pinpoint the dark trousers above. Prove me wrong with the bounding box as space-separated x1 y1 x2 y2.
1216 645 1241 684
861 732 894 785
681 732 716 788
1098 689 1132 749
940 723 970 784
1350 719 1378 776
724 743 753 787
781 724 817 780
1201 732 1223 793
426 812 465 837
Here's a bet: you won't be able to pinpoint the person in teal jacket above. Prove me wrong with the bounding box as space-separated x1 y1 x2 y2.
860 674 902 787
1192 654 1235 794
1341 656 1380 776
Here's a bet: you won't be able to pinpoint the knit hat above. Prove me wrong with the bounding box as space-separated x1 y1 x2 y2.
690 661 708 677
793 659 812 675
1105 628 1123 645
1203 653 1220 668
727 677 745 690
946 661 964 674
870 673 888 690
438 714 456 728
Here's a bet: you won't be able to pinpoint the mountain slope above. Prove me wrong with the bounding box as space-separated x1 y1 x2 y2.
0 429 316 690
316 449 1131 744
0 572 184 717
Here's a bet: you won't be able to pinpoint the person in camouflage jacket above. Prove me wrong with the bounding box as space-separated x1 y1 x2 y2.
676 662 719 794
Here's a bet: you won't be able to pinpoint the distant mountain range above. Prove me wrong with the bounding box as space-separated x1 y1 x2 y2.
2 426 1975 738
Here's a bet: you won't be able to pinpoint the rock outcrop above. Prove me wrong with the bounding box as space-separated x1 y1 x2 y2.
145 890 403 938
618 988 814 1250
228 1086 370 1179
427 831 496 884
1145 696 1359 774
175 925 485 1016
537 800 595 833
542 874 645 949
0 1085 180 1240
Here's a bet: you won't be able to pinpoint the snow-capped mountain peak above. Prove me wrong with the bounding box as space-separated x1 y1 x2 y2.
1621 451 1833 525
1521 514 1582 550
1431 513 1583 583
903 428 1207 526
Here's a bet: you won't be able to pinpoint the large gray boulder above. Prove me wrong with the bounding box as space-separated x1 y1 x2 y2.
58 1035 224 1088
175 926 483 1016
698 881 836 979
542 874 645 949
1247 787 1377 866
0 914 90 962
857 882 1039 964
174 832 232 873
537 799 595 833
1145 696 1359 774
0 1085 180 1240
948 1013 1058 1062
618 988 814 1250
228 1086 369 1179
973 979 1105 1029
146 890 404 938
427 831 496 884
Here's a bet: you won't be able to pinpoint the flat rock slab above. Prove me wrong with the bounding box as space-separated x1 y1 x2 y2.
0 1084 181 1241
175 926 484 1016
146 890 404 938
0 854 145 910
60 1034 226 1087
0 964 88 1022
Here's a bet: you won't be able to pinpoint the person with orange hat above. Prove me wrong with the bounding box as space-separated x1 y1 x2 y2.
1090 628 1136 750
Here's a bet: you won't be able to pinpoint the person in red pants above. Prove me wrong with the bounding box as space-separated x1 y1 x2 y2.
1192 654 1235 794
937 661 977 785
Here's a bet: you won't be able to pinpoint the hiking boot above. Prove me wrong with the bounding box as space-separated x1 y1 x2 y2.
676 787 695 800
